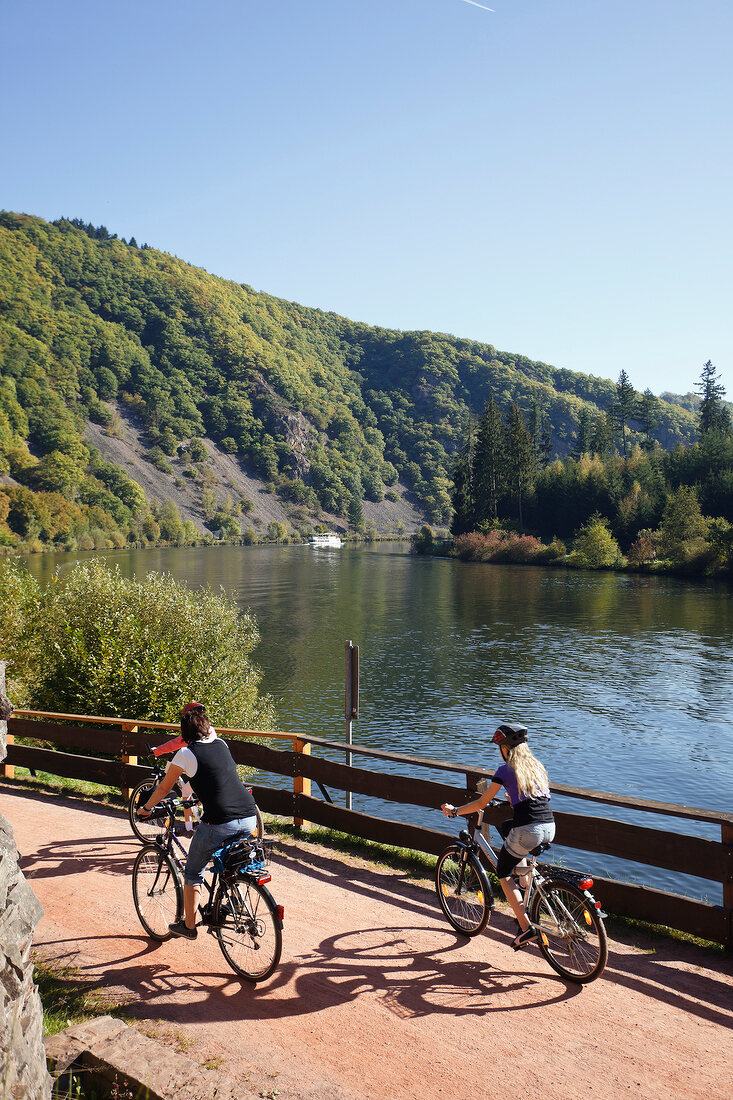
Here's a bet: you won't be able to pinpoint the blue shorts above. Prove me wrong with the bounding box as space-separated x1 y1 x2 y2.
183 816 257 886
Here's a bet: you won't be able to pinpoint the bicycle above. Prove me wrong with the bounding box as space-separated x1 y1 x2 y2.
131 805 283 982
128 742 264 844
435 804 608 984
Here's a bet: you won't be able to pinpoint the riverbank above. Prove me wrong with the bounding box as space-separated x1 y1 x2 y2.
413 525 733 580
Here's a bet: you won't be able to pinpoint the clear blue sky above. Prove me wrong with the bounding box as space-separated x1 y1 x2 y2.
2 0 731 396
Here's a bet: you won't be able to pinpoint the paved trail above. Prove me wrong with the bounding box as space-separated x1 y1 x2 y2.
5 786 733 1100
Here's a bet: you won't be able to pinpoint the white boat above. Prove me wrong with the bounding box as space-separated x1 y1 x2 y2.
308 532 343 548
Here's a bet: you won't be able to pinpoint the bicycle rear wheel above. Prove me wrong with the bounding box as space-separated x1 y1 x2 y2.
132 845 182 940
214 879 282 982
530 878 608 984
128 781 175 844
435 845 491 936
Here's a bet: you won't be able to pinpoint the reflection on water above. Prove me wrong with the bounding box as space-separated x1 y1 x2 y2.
27 545 733 902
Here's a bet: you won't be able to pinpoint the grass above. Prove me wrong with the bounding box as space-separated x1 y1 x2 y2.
33 955 130 1037
264 817 438 879
10 766 121 802
602 911 725 954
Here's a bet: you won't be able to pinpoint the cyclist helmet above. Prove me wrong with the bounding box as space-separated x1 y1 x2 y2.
492 722 529 748
180 700 206 718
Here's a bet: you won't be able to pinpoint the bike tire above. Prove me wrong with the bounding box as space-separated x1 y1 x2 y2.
214 879 282 982
252 804 265 839
128 781 175 844
530 878 608 984
132 845 182 940
435 845 492 936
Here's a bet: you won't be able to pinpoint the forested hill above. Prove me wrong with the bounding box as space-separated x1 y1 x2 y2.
0 211 697 547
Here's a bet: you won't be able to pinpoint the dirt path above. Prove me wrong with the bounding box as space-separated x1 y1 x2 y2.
5 786 733 1100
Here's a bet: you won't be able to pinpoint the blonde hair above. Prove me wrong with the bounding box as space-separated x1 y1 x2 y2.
506 743 550 799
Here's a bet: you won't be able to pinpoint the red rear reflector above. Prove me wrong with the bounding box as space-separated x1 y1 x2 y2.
578 878 594 890
276 905 285 921
257 873 272 885
595 900 602 909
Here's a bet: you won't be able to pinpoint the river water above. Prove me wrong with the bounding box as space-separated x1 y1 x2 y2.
26 543 733 903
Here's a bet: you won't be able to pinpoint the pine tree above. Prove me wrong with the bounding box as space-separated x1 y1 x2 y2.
574 408 593 458
450 420 476 535
696 360 731 436
638 389 661 451
616 370 636 457
504 404 534 530
590 412 615 457
474 397 504 522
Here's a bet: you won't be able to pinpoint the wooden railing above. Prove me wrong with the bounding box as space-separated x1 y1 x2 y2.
5 710 733 949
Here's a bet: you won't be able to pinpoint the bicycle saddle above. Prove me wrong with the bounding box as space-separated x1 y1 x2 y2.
529 841 552 856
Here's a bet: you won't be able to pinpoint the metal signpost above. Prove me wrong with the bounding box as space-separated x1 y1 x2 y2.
344 640 359 810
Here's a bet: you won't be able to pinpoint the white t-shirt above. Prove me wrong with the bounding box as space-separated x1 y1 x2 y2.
171 730 218 779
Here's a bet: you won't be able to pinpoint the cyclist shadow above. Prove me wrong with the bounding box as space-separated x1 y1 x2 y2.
19 836 138 880
105 921 581 1028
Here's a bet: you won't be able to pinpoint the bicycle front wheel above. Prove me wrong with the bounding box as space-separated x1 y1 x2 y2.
132 845 182 940
128 782 175 844
530 878 608 984
214 880 282 982
435 846 491 936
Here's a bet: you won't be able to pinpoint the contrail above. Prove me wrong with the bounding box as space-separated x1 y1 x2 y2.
460 0 495 11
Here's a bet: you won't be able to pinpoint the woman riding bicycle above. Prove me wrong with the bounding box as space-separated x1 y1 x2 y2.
138 702 258 939
441 722 555 950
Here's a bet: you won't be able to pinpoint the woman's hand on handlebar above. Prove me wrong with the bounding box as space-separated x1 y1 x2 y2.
441 803 458 819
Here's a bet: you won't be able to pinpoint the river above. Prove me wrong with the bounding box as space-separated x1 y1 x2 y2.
26 543 733 904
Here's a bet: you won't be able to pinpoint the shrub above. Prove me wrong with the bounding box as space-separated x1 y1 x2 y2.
411 524 435 553
535 537 567 563
147 446 174 474
569 514 623 569
0 559 275 727
493 534 542 563
384 490 399 503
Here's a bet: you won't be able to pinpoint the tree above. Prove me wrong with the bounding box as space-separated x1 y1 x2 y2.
450 421 476 536
504 404 535 530
474 398 504 523
590 412 615 457
573 408 593 458
696 360 731 436
659 485 708 562
615 370 636 457
570 514 622 569
637 389 661 451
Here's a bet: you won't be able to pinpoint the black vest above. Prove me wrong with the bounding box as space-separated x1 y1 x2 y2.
186 738 256 824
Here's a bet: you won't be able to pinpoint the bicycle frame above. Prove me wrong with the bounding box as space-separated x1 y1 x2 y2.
458 810 604 938
145 823 273 928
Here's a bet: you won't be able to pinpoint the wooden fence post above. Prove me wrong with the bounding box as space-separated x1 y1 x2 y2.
120 722 139 801
723 822 733 952
0 660 12 779
293 738 311 829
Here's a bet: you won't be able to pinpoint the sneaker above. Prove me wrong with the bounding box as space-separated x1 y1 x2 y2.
168 920 197 940
512 925 540 952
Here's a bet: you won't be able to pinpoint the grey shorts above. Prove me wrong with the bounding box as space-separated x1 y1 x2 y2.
504 821 556 859
496 821 555 879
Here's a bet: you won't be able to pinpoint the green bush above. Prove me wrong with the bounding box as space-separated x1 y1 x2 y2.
569 514 623 569
0 559 275 728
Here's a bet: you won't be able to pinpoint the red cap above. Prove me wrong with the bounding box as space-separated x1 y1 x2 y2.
180 701 205 718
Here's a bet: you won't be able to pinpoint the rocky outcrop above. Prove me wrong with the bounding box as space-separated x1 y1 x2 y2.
0 661 52 1100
